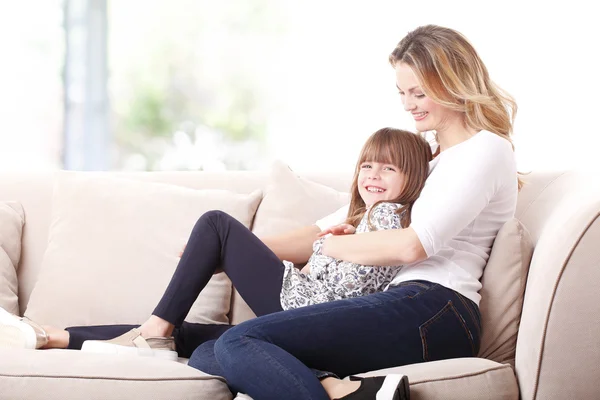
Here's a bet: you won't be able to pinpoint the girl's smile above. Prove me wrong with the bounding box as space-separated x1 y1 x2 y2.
358 161 406 206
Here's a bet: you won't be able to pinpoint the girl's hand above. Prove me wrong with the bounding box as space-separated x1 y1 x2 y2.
178 245 186 257
317 223 356 237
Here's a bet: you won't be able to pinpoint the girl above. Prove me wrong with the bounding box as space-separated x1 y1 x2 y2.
281 127 432 310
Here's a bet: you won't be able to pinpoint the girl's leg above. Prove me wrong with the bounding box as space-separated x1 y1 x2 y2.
202 281 480 400
148 209 285 332
65 323 233 358
70 210 284 353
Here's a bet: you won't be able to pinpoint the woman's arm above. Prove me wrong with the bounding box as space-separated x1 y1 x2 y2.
321 227 427 266
322 136 514 266
260 225 321 264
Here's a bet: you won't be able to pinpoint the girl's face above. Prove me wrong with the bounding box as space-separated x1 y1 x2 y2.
357 161 406 206
395 62 462 134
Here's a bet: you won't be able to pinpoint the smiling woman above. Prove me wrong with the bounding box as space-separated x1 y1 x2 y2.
395 65 467 139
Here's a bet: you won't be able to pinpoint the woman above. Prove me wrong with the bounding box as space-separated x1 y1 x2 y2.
1 24 519 400
187 24 519 400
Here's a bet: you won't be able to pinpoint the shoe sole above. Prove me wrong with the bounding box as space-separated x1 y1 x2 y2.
377 374 410 400
81 340 178 361
0 308 37 349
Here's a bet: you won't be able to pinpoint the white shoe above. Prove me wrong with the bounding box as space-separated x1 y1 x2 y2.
81 328 178 361
0 307 48 349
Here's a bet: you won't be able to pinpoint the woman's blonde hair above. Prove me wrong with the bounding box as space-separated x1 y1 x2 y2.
346 127 432 229
388 25 523 189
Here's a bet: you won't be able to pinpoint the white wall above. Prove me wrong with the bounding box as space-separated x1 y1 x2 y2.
267 0 600 174
0 1 598 174
0 1 63 171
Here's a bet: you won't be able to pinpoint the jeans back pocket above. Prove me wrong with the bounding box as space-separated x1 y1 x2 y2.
419 300 477 362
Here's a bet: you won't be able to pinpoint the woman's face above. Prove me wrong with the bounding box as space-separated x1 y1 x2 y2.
357 161 406 207
395 62 462 134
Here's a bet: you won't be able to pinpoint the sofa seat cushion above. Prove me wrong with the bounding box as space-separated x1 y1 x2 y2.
0 349 232 400
353 357 518 400
233 358 517 400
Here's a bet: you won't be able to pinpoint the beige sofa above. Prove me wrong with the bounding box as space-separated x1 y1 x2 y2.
0 165 599 400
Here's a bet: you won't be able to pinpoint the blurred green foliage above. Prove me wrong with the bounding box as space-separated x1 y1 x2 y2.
109 0 288 170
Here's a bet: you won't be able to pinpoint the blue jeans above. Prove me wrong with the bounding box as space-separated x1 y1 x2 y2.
190 280 481 400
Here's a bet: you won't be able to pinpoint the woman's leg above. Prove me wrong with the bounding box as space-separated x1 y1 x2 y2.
203 281 481 400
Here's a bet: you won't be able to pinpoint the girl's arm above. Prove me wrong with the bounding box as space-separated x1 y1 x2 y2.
321 227 427 266
260 225 321 264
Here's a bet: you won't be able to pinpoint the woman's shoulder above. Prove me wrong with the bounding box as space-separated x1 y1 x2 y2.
440 131 515 170
428 131 516 192
455 130 513 155
480 130 514 150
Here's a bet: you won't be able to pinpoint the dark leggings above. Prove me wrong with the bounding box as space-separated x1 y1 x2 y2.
66 210 286 358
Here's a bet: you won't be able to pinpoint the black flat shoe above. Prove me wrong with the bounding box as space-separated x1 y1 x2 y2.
336 374 410 400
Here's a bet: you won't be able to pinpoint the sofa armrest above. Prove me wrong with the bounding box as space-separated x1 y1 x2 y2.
516 189 600 400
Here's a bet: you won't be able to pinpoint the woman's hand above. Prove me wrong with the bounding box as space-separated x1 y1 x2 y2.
317 224 356 237
300 264 311 274
178 245 186 258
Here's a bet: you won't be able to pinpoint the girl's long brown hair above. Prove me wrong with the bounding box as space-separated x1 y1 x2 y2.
346 128 432 229
388 25 523 189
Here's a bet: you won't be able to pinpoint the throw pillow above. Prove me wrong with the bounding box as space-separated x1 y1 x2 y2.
252 160 351 237
0 202 24 315
478 218 534 366
25 172 262 329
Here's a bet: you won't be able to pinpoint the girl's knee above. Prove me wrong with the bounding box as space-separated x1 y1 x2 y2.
200 209 228 222
193 210 229 231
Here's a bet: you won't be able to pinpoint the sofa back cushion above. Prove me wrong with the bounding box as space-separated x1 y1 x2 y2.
1 171 268 315
0 202 24 314
478 218 534 366
24 172 262 328
252 161 351 237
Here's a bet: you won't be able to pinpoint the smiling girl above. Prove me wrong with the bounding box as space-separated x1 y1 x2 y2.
281 127 432 309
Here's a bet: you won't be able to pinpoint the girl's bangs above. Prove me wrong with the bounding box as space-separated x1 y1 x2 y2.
359 135 402 168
